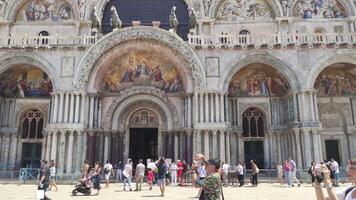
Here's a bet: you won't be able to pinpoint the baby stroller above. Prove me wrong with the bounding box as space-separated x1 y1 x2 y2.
72 176 92 196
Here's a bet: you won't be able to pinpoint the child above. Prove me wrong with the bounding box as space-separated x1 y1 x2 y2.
147 168 154 190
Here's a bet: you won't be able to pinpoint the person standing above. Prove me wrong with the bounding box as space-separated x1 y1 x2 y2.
308 161 316 186
170 162 178 186
222 162 229 187
182 160 188 186
251 160 258 187
330 158 340 187
38 160 51 200
49 160 58 191
147 168 154 190
156 157 167 196
283 160 292 187
237 161 244 187
177 160 183 186
103 160 114 188
276 162 284 185
195 155 223 200
134 159 145 191
289 158 301 187
115 161 124 183
123 159 133 191
92 161 102 195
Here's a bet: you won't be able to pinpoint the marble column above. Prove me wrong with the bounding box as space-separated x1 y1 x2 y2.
215 93 220 122
75 131 85 174
313 92 319 121
66 131 74 174
50 132 58 162
220 93 225 122
89 96 95 129
174 132 179 161
58 92 64 123
212 131 218 158
103 133 110 163
225 131 231 164
64 93 70 123
219 131 225 162
294 129 302 169
9 133 18 170
74 93 80 123
195 130 201 155
69 93 75 123
210 93 214 123
16 138 23 169
230 132 237 165
237 132 244 162
2 133 10 170
264 133 270 168
276 133 282 164
41 133 47 160
302 129 312 168
82 131 87 163
199 93 204 123
80 93 86 123
167 132 173 159
203 130 209 159
204 93 209 122
186 131 192 164
193 93 198 123
53 94 58 123
58 131 67 173
187 95 192 127
309 91 315 121
45 132 52 161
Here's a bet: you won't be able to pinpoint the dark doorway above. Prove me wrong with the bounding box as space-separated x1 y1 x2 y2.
244 141 264 169
21 143 42 168
129 128 158 165
325 140 341 164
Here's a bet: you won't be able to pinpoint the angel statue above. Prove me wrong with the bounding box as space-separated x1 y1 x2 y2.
110 6 122 31
169 6 179 33
90 6 101 34
188 7 197 31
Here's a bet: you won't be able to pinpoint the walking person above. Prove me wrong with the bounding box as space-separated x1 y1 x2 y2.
38 160 51 200
330 158 340 187
237 161 244 187
177 160 183 186
182 160 188 186
170 162 178 186
115 161 124 183
156 157 167 196
283 160 292 187
195 154 223 200
92 161 102 195
276 162 284 185
49 160 58 191
134 159 145 191
289 157 301 187
103 160 114 188
250 160 259 187
308 161 316 186
147 168 154 190
123 159 133 191
222 162 229 187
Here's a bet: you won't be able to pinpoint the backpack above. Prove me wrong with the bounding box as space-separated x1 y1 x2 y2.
345 186 355 197
103 166 109 174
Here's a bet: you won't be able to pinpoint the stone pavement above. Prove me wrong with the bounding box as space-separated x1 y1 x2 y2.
0 183 352 200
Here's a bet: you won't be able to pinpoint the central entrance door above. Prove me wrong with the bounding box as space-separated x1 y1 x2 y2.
325 140 341 164
129 128 158 165
244 141 264 169
21 143 42 168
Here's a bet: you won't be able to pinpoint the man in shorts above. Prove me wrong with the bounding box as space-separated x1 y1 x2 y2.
156 157 167 196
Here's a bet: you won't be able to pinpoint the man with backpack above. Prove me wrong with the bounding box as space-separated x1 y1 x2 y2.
103 160 114 188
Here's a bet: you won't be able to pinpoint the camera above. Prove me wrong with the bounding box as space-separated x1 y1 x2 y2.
315 172 324 183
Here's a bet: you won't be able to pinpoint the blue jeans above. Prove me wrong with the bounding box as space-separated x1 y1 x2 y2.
123 176 132 190
285 171 291 186
334 173 339 185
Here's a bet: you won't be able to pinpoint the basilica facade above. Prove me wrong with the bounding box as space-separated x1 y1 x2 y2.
1 0 356 176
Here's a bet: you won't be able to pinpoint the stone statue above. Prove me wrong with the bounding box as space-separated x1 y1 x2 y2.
188 7 197 30
280 0 288 16
110 6 122 30
169 6 179 33
0 0 7 18
90 6 101 34
78 0 87 19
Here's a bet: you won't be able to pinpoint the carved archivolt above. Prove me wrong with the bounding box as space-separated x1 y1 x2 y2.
102 87 180 132
74 26 206 91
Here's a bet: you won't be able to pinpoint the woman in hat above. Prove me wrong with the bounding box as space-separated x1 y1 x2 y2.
195 154 223 200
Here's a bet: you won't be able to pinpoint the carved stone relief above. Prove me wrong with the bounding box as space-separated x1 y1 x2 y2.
206 57 220 77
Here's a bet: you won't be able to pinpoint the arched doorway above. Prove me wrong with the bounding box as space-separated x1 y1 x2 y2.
242 107 266 169
20 109 45 168
313 62 356 164
128 109 159 165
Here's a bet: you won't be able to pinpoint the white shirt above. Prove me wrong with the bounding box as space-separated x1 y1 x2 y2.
236 164 243 175
124 163 132 177
222 164 229 174
198 165 206 178
50 167 56 176
104 163 113 171
337 188 356 200
170 164 178 176
331 161 340 174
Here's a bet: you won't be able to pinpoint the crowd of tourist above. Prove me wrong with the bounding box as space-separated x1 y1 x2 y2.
37 155 356 200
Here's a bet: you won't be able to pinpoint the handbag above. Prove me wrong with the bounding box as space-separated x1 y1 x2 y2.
36 189 44 199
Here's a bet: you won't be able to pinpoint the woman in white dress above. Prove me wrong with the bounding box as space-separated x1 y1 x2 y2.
49 160 58 191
